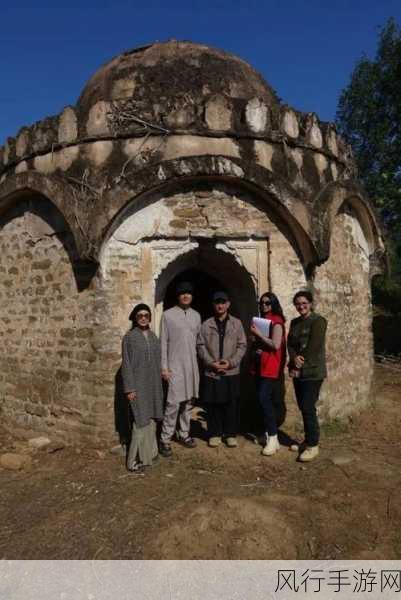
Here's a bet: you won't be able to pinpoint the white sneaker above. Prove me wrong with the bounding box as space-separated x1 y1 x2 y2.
225 437 238 448
299 446 319 462
262 434 280 456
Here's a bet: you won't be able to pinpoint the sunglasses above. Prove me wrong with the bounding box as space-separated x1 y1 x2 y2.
136 312 150 319
295 302 310 307
260 300 271 306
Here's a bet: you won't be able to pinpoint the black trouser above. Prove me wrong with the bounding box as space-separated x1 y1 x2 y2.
207 398 238 437
293 379 323 447
257 376 279 436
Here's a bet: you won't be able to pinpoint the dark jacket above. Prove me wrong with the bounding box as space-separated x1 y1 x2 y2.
287 312 327 380
197 315 247 379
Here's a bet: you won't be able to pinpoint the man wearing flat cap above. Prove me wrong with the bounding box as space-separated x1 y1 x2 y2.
197 291 247 448
159 281 201 457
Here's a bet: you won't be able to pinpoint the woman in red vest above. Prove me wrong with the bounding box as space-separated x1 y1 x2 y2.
250 292 286 456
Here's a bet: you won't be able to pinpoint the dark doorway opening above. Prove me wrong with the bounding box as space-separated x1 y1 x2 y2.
163 268 237 321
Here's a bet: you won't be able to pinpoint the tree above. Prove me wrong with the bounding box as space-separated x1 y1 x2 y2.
336 18 401 285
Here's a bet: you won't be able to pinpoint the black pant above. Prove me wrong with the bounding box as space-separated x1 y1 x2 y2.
293 379 323 447
257 376 280 436
207 397 238 437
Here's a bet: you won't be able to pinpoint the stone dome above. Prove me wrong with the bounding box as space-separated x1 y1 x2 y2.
77 40 280 113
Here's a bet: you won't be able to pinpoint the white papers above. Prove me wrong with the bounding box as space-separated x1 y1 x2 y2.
252 317 271 338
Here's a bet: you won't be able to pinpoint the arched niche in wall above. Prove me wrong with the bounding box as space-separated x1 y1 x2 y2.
0 191 96 291
312 181 386 278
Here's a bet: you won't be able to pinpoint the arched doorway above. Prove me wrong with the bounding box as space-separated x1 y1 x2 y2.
155 243 260 432
155 242 258 329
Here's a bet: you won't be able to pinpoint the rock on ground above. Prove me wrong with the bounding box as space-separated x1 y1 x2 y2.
0 453 31 470
331 454 355 466
28 436 51 449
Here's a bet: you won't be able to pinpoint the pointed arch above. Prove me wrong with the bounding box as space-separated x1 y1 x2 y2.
98 155 320 272
312 181 386 276
0 173 96 291
0 171 85 257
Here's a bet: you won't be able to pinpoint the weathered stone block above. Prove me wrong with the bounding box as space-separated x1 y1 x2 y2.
169 219 188 229
75 328 92 339
245 98 268 133
205 95 232 131
282 109 299 138
32 259 52 270
173 207 202 218
56 370 71 382
58 107 78 143
25 402 48 418
86 101 110 136
60 328 75 338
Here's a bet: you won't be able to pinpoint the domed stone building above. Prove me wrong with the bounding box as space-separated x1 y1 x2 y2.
0 41 385 443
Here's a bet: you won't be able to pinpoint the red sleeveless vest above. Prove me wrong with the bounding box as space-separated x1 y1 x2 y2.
259 314 286 379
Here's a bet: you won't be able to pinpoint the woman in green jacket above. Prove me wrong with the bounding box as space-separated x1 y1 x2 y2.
287 290 327 462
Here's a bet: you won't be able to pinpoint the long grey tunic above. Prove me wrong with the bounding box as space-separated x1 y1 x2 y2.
121 328 164 428
160 306 201 404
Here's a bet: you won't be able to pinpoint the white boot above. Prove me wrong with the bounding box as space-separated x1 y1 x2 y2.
262 434 280 456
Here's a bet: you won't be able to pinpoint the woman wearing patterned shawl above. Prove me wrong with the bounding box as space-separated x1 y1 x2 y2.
121 303 163 473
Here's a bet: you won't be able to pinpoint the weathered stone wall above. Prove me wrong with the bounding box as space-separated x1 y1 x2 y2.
314 206 373 419
0 198 113 443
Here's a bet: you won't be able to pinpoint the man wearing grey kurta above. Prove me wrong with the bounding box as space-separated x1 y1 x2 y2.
159 282 201 457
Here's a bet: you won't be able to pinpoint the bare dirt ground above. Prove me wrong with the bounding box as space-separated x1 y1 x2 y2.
1 363 401 560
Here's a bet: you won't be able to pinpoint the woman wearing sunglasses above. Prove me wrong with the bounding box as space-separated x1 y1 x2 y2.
121 303 164 473
250 292 286 456
287 290 327 462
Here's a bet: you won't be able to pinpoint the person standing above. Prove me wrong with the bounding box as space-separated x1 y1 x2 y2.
121 303 164 473
197 291 247 448
159 282 201 457
250 292 286 456
287 290 327 462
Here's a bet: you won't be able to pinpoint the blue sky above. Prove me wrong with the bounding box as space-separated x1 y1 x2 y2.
1 0 400 144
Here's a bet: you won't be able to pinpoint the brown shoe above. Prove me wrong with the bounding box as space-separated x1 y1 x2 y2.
159 442 172 457
178 437 197 449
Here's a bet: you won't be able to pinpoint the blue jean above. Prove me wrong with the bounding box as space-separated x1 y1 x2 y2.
257 376 279 436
